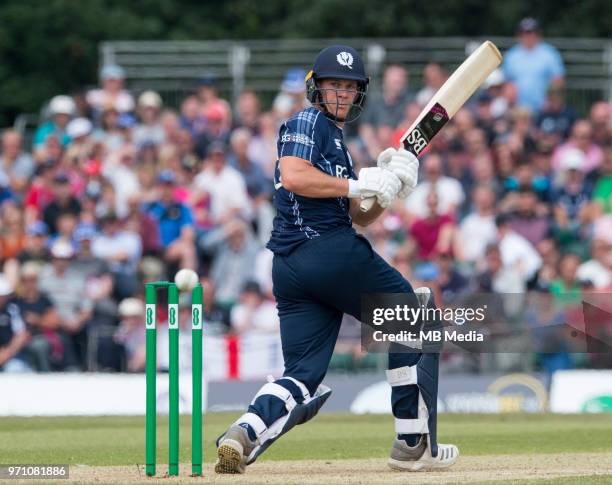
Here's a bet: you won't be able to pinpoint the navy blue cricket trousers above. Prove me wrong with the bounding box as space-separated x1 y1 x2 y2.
271 227 420 417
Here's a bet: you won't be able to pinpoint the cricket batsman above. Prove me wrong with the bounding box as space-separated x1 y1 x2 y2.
215 45 458 473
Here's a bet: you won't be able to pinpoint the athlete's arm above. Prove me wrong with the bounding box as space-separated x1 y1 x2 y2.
279 156 349 198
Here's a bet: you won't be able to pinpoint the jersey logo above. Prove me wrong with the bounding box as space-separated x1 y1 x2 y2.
334 138 342 150
281 133 314 145
336 52 354 69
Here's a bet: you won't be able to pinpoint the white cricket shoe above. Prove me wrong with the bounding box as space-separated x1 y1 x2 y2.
388 435 459 471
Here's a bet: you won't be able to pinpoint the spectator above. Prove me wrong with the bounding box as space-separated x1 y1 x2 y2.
42 172 81 235
589 101 610 145
476 244 525 293
200 277 231 333
200 219 260 307
592 140 612 214
507 188 551 247
33 95 75 149
415 62 448 106
360 64 412 157
145 170 196 270
0 130 35 195
91 213 141 299
273 69 308 120
249 112 279 179
230 281 279 335
550 253 583 305
15 262 75 371
536 86 576 140
64 118 94 167
193 142 252 223
410 190 457 261
235 90 261 133
3 221 50 288
114 297 146 372
458 185 498 263
179 94 206 137
495 214 542 285
404 154 465 219
551 120 604 175
577 238 612 289
133 91 165 147
86 64 134 117
0 274 30 372
38 239 93 368
0 201 27 262
228 128 272 201
503 18 565 113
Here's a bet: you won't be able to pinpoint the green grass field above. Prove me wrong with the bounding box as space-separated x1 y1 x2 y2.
0 413 611 484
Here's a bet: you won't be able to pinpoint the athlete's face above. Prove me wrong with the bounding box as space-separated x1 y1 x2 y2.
318 78 358 121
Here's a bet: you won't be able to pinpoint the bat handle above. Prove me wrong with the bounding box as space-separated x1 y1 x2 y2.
359 196 376 212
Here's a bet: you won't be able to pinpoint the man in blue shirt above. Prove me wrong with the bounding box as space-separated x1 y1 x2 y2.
503 18 565 114
216 45 457 474
145 170 196 271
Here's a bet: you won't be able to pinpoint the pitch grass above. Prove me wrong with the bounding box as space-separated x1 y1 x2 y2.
0 413 611 466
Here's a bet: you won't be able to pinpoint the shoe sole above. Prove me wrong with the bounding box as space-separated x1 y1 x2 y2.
388 455 458 472
215 440 244 474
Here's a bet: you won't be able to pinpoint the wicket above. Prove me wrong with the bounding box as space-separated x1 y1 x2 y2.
145 281 203 477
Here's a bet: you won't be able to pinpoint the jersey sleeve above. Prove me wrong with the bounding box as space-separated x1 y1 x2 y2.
278 109 324 163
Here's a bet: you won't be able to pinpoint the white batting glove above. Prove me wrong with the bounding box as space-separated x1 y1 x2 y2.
347 167 401 208
376 147 419 199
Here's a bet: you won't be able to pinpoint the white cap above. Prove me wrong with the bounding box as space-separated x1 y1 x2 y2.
0 274 13 296
560 148 585 171
138 91 162 109
119 298 145 317
483 69 505 89
66 118 93 139
49 95 76 116
50 239 75 259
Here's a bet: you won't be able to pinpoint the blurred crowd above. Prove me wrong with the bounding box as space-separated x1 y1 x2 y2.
0 19 610 374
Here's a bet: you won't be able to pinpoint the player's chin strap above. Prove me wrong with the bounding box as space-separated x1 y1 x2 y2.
220 377 332 464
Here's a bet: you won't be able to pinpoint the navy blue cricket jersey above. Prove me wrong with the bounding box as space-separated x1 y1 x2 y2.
267 107 357 255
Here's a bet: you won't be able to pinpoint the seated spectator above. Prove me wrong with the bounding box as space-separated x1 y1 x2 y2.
179 94 206 138
42 172 81 235
359 64 412 158
0 274 31 372
458 185 498 263
507 188 551 247
133 91 165 148
0 201 27 262
234 90 261 133
0 129 35 196
476 244 525 294
86 64 134 118
592 140 612 215
38 239 93 368
3 221 50 288
144 170 196 271
230 281 279 335
114 297 146 372
550 253 583 305
228 128 272 201
64 118 94 168
92 107 128 152
193 142 252 223
200 219 260 307
15 262 76 371
495 214 542 285
91 214 141 299
551 120 603 175
249 112 279 179
577 238 612 290
436 252 470 303
589 101 610 146
415 62 447 107
199 277 230 334
404 154 465 219
410 190 456 261
536 86 576 141
33 95 75 151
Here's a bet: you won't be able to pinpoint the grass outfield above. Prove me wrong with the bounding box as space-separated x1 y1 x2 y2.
0 413 611 483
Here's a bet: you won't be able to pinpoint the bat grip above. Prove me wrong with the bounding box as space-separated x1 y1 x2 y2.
359 197 376 212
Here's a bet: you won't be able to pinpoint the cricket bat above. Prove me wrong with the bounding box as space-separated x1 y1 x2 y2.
360 40 502 211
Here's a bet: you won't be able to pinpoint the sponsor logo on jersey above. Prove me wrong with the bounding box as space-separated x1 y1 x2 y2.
281 133 314 145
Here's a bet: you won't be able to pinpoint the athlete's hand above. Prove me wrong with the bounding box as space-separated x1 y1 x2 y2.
377 147 419 199
347 167 401 208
